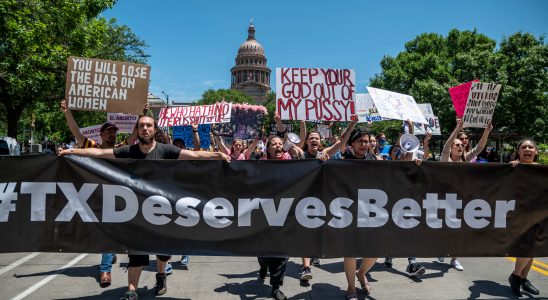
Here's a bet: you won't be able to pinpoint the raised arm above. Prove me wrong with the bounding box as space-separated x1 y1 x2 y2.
465 121 493 162
297 120 306 149
440 119 463 162
422 131 432 160
60 100 86 146
57 147 115 158
243 137 261 160
191 124 201 151
178 148 230 162
334 119 358 154
214 134 230 155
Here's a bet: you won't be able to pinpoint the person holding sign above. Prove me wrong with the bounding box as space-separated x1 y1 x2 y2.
58 115 230 300
438 119 493 272
508 139 541 297
214 136 261 160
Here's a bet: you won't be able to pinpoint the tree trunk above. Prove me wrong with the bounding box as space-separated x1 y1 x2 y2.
6 104 23 139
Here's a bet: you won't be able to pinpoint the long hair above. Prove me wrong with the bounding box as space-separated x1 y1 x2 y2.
266 136 284 160
513 138 538 161
302 131 323 153
457 131 471 152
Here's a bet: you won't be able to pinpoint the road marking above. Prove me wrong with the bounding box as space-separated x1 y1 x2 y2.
505 257 548 276
0 252 40 276
12 253 88 300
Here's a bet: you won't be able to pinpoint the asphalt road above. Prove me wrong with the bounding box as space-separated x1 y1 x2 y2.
0 253 546 300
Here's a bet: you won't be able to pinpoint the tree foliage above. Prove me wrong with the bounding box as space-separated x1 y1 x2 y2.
196 88 254 105
370 29 548 142
0 0 148 141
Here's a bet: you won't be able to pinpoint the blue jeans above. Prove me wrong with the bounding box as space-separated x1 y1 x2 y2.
100 253 114 273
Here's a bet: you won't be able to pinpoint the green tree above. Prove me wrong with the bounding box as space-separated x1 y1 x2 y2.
196 88 254 105
370 29 548 141
0 0 148 140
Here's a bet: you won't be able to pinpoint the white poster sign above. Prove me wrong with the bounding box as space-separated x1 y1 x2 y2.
276 67 355 121
462 82 501 128
413 103 441 135
366 87 428 124
79 125 102 144
158 102 232 127
107 113 138 133
355 93 383 123
316 124 331 139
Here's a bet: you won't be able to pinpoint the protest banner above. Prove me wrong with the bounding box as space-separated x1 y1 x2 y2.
413 103 441 135
449 80 479 118
317 124 331 139
276 68 355 121
462 82 502 128
79 125 102 144
366 87 428 124
65 57 150 114
269 123 294 136
107 113 138 133
172 124 211 149
355 93 383 123
214 103 266 139
1 156 546 257
158 102 232 127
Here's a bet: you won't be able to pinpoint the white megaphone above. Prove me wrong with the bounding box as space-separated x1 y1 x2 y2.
399 133 420 154
283 132 301 151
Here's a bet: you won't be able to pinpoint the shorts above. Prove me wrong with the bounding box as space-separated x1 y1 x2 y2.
128 254 171 267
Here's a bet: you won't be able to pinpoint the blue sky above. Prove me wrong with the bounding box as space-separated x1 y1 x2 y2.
103 0 547 103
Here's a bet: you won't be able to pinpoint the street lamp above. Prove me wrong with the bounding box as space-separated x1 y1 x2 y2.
161 91 170 108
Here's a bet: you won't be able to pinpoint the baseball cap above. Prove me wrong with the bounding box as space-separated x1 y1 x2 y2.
100 122 118 132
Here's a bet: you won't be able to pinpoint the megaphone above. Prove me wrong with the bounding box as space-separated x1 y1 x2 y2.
283 132 301 151
399 134 420 153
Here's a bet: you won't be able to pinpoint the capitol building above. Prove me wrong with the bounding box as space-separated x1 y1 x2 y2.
230 22 271 103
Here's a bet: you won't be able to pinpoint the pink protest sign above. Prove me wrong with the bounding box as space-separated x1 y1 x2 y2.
448 80 479 118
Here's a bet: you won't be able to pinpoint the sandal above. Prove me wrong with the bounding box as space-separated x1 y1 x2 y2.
356 271 371 295
345 292 358 300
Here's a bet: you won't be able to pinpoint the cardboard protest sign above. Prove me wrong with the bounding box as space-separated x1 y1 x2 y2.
158 102 232 127
317 124 331 139
107 113 138 133
269 123 294 136
65 57 150 114
79 125 102 144
366 87 428 124
463 82 501 128
449 80 479 118
214 104 266 139
172 124 211 149
276 68 355 121
355 93 383 123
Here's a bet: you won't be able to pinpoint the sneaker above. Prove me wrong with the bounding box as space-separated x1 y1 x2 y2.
521 278 539 295
508 273 522 296
384 257 393 268
311 257 321 266
406 263 426 277
300 266 313 281
437 257 445 263
120 290 138 300
450 259 464 271
271 287 288 300
164 262 173 275
180 255 189 266
153 273 167 296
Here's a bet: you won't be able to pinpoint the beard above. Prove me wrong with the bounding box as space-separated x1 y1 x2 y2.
138 136 154 145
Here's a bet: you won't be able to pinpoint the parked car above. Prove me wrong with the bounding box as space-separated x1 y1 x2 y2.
0 136 21 156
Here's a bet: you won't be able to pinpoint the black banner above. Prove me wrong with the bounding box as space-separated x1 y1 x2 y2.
0 155 546 257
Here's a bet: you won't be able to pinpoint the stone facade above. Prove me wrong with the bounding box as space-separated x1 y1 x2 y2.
230 22 271 104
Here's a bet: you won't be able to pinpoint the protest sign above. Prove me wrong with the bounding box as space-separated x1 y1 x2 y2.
107 113 138 133
214 103 266 139
276 68 355 121
79 125 102 144
366 87 428 124
462 82 501 128
158 102 232 127
355 93 383 123
65 57 150 114
172 124 211 149
413 103 441 135
317 124 331 139
449 80 479 118
269 123 294 136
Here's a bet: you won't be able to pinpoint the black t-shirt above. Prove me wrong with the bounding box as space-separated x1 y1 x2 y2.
342 150 377 160
113 143 181 159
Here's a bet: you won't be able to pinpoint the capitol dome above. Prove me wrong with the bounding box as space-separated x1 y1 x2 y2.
230 22 271 103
